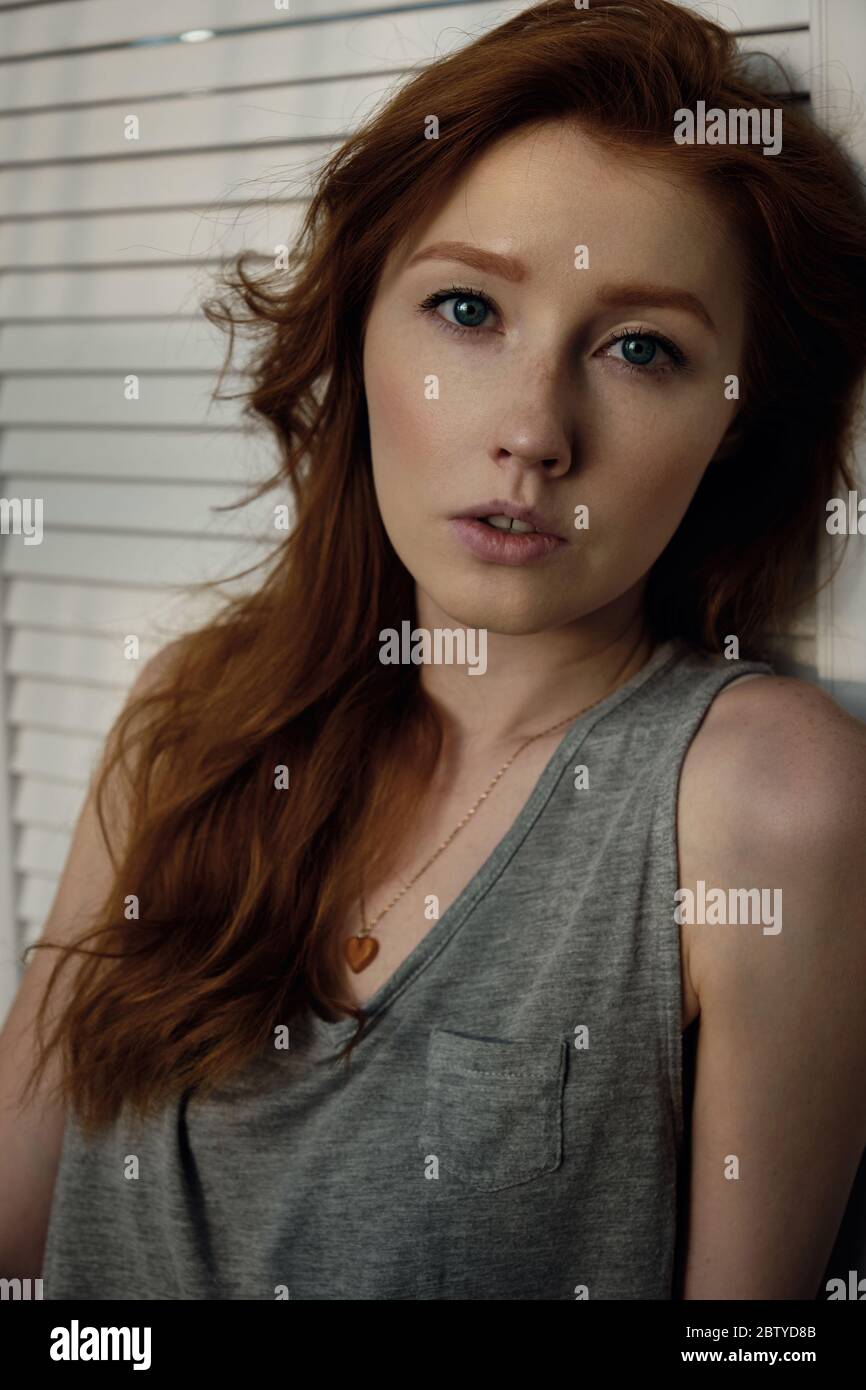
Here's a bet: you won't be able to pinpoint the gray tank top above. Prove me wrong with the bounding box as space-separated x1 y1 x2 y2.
43 636 783 1300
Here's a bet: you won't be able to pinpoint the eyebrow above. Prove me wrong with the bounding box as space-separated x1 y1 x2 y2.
405 239 717 334
596 283 717 334
406 240 527 283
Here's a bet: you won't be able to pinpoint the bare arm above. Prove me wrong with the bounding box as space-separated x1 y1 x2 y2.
677 676 866 1299
0 646 177 1278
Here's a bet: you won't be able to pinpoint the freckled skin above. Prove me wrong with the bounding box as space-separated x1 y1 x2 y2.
362 119 746 658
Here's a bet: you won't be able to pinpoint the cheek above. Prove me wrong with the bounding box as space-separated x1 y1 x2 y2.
366 349 436 481
573 388 725 570
364 342 447 559
367 364 482 533
599 375 728 450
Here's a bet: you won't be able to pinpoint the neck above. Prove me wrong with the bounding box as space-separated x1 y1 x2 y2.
414 588 657 759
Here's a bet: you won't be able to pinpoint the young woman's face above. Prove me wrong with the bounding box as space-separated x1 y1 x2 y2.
362 119 746 635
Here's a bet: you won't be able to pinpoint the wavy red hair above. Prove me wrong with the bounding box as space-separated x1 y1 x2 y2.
25 0 866 1135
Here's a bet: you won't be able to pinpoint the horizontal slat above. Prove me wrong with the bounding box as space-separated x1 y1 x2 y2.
12 727 102 782
14 776 88 832
6 580 167 633
5 578 228 638
0 0 458 58
8 628 162 684
0 6 519 112
0 143 328 217
0 264 261 318
10 678 127 735
0 428 274 482
0 317 228 368
2 529 271 585
0 373 244 423
3 474 280 537
0 76 391 164
0 201 307 271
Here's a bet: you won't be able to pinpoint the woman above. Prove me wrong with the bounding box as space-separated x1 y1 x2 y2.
3 0 866 1300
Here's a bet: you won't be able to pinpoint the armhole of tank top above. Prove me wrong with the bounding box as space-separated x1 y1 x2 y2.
647 660 775 1160
716 671 772 691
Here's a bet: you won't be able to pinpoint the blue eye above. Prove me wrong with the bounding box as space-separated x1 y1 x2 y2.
621 335 657 366
602 328 686 376
417 285 496 336
449 295 489 327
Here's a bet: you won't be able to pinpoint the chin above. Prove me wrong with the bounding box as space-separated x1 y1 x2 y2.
418 580 572 637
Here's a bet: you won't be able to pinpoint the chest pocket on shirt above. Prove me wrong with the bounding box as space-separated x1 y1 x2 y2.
419 1028 568 1192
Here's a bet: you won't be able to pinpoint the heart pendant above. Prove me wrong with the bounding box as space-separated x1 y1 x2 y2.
345 935 379 973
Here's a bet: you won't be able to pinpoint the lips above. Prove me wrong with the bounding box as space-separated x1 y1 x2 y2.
451 499 565 540
448 517 566 566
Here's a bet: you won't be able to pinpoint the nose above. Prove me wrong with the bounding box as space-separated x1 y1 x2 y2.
488 364 573 480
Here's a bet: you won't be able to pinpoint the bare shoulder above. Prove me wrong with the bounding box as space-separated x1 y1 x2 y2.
678 669 866 1011
681 669 866 832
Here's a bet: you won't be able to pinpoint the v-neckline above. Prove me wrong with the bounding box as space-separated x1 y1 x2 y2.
308 637 682 1049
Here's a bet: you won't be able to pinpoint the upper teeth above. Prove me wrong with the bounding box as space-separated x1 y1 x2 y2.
484 515 537 533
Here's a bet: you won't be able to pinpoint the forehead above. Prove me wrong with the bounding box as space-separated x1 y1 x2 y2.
384 119 745 326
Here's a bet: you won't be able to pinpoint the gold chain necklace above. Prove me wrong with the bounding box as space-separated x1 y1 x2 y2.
344 678 620 974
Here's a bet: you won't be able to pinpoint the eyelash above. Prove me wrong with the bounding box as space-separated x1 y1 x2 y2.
415 284 689 377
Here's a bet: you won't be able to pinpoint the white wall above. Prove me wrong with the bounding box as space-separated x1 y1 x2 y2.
0 0 858 1022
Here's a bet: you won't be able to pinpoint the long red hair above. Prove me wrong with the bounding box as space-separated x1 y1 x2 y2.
26 0 866 1135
